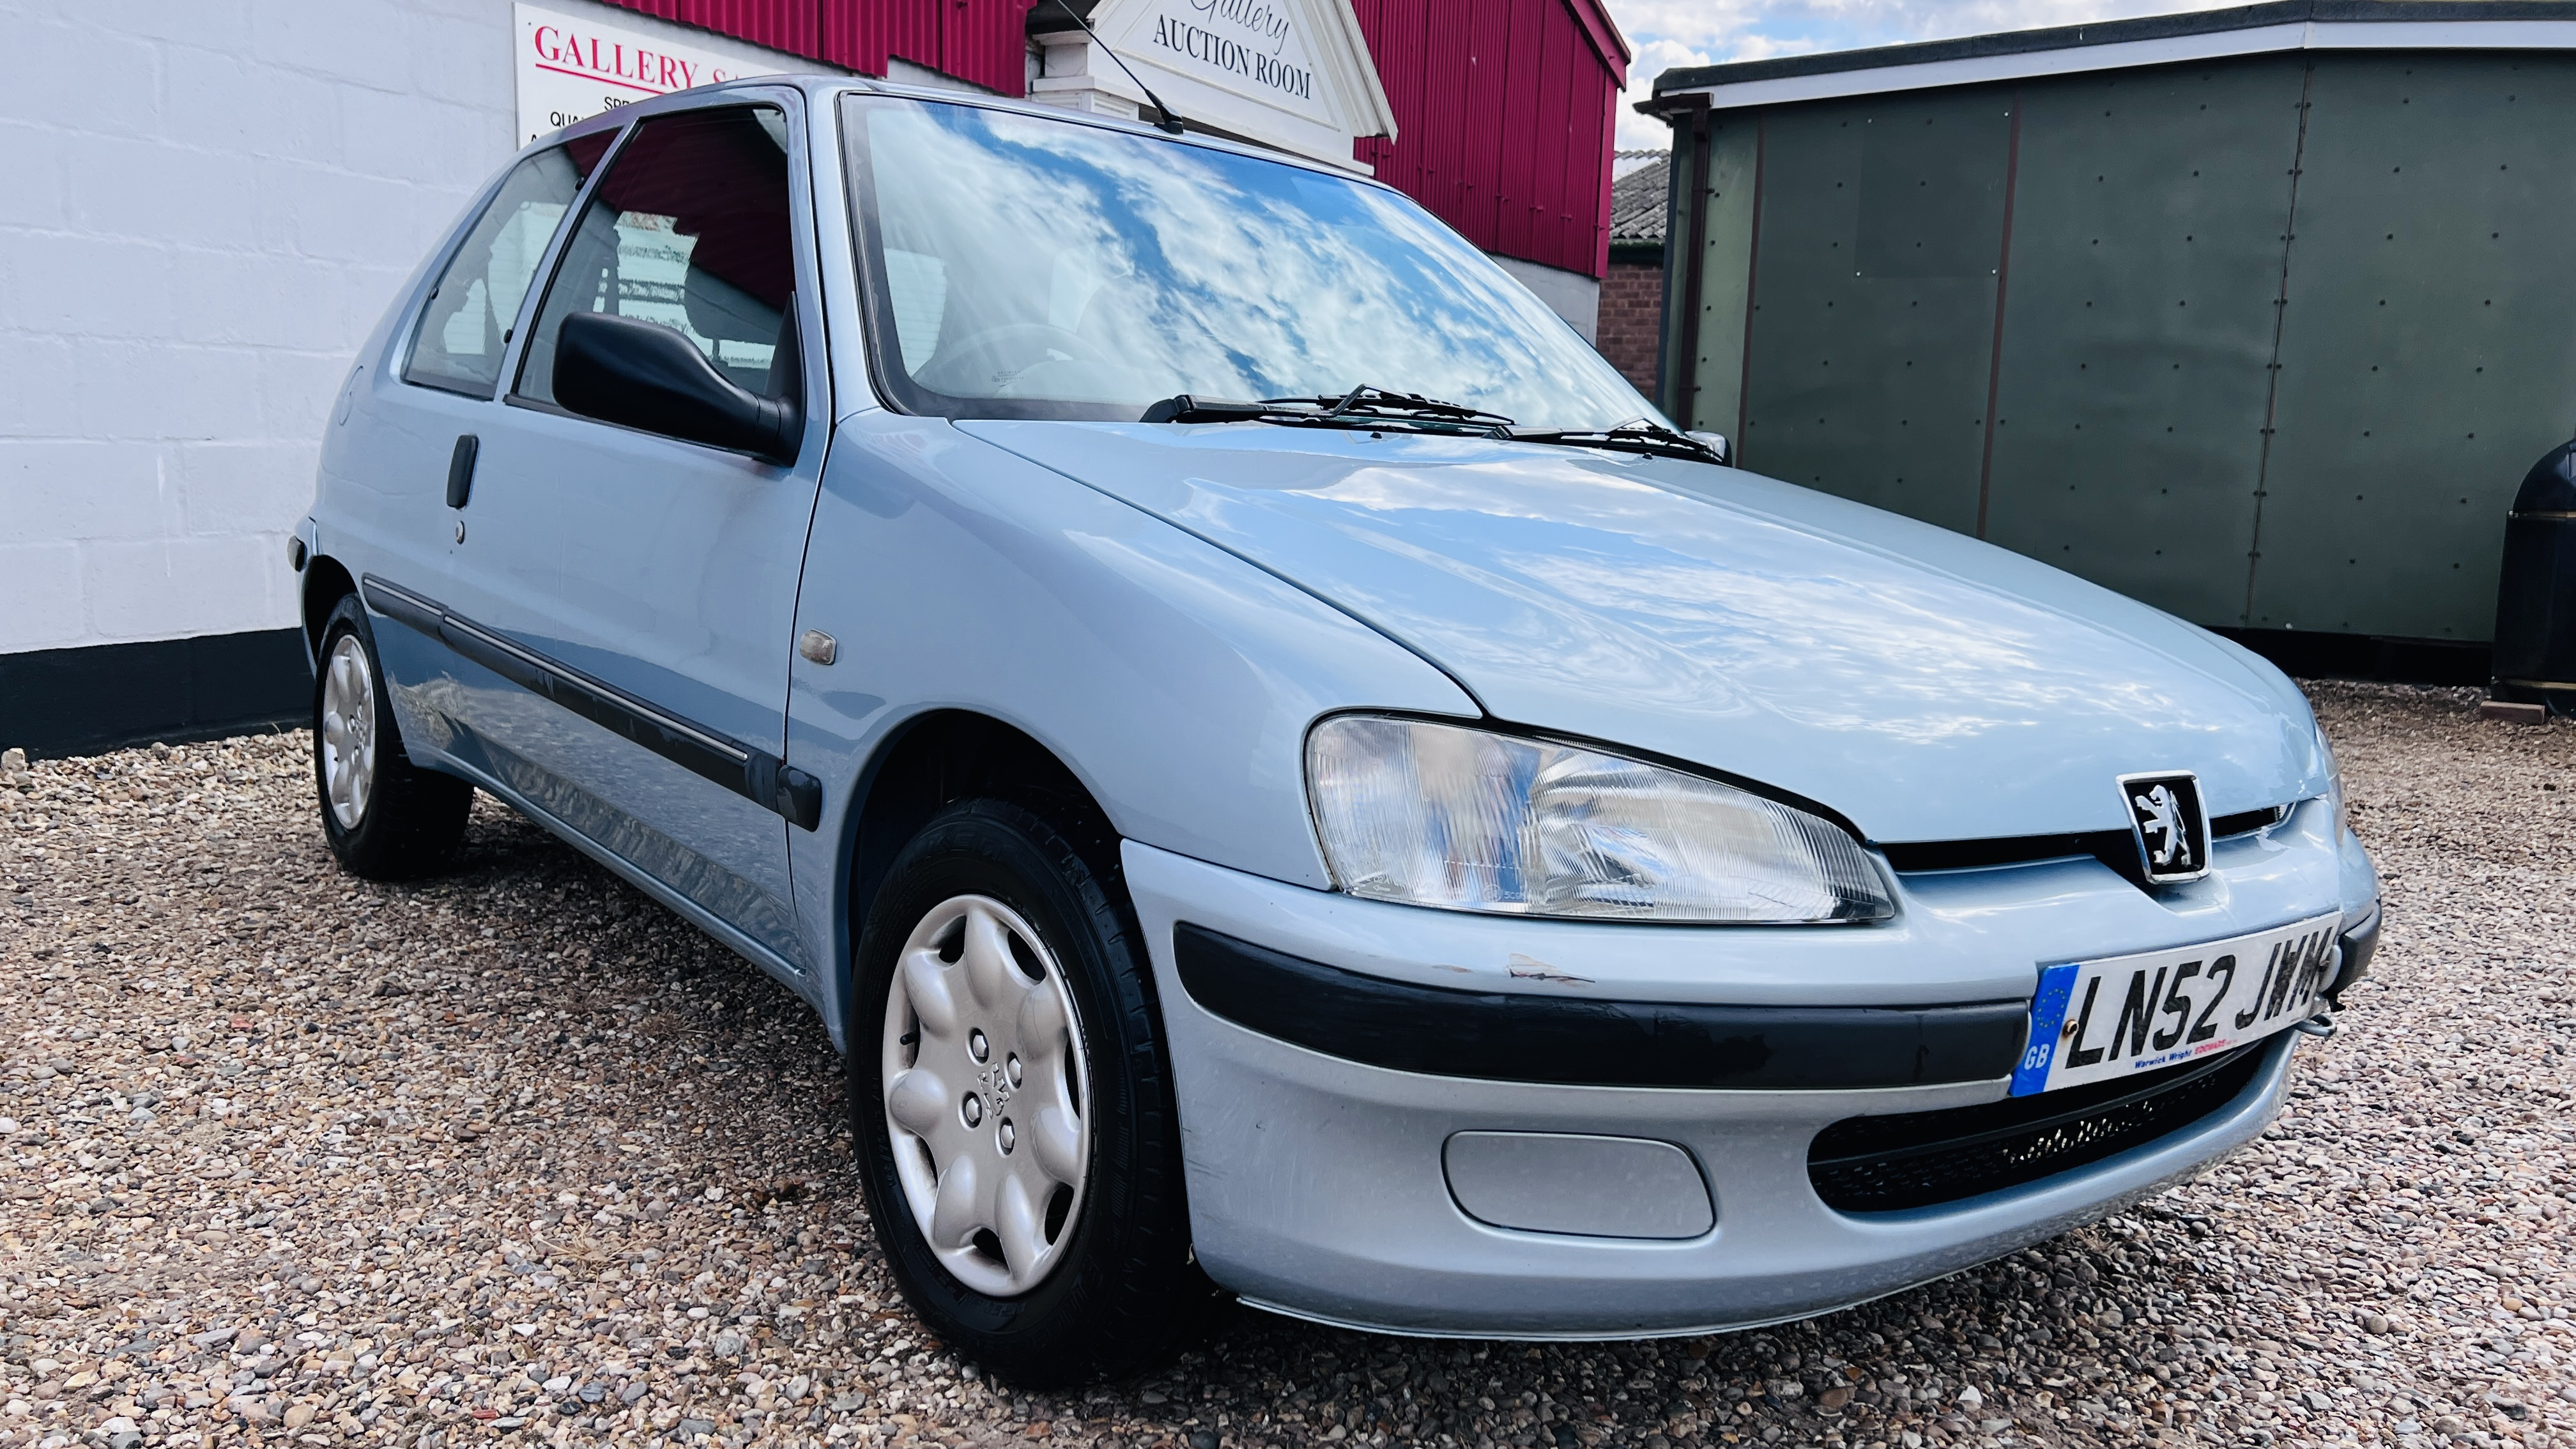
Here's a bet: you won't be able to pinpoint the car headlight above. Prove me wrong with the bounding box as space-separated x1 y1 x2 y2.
1304 716 1894 923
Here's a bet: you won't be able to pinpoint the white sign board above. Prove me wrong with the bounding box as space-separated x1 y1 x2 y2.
1031 0 1395 169
513 3 783 147
1120 2 1334 130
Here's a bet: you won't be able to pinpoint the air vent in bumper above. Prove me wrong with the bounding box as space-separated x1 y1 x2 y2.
1807 1041 2269 1213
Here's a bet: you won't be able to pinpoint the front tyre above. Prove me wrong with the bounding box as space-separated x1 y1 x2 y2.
852 798 1199 1384
313 593 471 880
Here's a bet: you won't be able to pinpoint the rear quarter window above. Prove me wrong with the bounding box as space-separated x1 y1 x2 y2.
404 133 612 397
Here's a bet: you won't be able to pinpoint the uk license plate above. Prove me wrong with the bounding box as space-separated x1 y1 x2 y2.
2010 913 2343 1096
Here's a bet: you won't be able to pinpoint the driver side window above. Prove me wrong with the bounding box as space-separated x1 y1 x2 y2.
518 105 796 412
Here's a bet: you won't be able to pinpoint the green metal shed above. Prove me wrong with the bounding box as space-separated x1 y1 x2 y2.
1643 1 2576 673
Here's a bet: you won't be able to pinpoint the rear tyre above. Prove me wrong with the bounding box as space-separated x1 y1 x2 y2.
851 797 1202 1385
313 593 471 880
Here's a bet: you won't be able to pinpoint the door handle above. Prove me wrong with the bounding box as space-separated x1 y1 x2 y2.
446 434 479 509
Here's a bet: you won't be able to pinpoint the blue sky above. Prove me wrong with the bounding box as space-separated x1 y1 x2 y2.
1600 0 2237 150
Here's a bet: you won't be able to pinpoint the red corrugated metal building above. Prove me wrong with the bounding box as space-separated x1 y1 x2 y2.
597 0 1630 325
1351 0 1629 282
600 0 1035 95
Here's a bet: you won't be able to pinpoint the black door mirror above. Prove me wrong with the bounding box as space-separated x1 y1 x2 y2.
551 311 801 466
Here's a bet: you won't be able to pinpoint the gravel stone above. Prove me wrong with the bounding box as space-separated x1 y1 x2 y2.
1 682 2570 1447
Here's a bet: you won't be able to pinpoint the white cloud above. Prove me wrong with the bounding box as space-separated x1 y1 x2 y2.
1614 36 1716 151
1605 0 2241 153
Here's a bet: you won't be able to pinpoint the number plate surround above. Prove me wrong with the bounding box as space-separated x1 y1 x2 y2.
2011 913 2342 1096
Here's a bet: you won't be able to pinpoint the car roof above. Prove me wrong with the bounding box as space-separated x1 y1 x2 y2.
525 72 1402 196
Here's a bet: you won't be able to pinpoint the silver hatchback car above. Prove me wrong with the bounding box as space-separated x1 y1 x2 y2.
297 75 2381 1383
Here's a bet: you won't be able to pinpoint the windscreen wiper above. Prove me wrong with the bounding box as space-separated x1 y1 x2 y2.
1141 385 1515 435
1505 417 1729 466
1314 385 1515 428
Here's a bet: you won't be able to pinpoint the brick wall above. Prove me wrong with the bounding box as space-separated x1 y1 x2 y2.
1595 256 1664 399
0 0 805 657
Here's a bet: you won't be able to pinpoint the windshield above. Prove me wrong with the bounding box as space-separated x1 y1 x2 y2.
841 94 1657 429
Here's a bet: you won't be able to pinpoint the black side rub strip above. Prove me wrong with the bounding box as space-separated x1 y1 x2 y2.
360 574 822 830
1174 924 2027 1090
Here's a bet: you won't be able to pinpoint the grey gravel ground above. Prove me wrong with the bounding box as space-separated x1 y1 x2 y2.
0 680 2570 1449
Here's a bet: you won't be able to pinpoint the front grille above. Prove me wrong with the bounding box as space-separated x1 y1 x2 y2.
1879 804 2291 875
1807 1041 2270 1213
1878 830 2128 874
2211 803 2292 838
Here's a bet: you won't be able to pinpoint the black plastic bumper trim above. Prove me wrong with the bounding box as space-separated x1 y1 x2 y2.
1173 923 2028 1090
2328 906 2379 1005
359 574 821 831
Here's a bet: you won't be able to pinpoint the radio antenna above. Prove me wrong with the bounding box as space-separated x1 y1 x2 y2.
1044 0 1188 135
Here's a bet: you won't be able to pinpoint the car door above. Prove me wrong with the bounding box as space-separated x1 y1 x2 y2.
431 95 830 977
337 132 610 742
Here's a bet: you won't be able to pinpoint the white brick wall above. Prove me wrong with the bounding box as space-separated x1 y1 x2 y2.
0 0 823 656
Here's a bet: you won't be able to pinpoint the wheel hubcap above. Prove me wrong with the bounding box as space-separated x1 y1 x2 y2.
319 634 378 831
881 894 1091 1297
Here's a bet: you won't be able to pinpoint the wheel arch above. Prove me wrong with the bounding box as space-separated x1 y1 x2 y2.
300 554 358 664
838 709 1124 1024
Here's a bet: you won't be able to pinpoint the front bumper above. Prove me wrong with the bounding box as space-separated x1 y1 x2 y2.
1123 808 2373 1338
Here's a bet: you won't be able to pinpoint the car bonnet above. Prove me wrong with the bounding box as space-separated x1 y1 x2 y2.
956 419 2326 845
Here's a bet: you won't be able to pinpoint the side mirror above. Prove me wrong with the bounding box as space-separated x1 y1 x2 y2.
1685 430 1730 466
552 312 801 466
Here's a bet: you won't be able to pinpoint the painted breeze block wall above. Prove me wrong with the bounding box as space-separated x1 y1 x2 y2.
1666 52 2576 646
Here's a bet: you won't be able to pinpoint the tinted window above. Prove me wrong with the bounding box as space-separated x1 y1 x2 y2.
843 96 1652 429
518 107 795 410
404 134 610 397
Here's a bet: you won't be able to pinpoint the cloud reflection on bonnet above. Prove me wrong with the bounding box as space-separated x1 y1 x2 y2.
954 413 2308 843
852 97 1648 427
1275 455 2211 745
